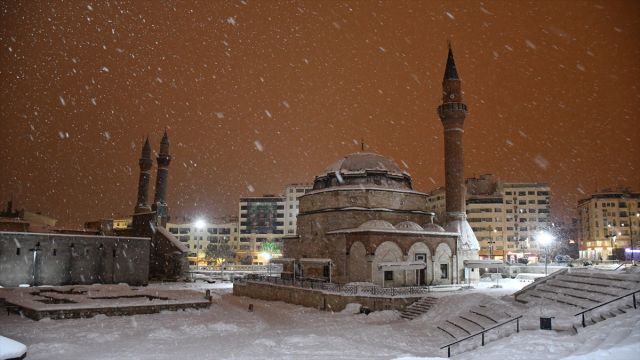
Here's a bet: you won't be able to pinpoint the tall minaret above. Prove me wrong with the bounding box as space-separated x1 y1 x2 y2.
134 137 153 214
152 130 172 225
437 46 479 263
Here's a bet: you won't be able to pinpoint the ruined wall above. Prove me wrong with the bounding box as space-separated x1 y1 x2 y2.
233 281 418 312
0 232 149 287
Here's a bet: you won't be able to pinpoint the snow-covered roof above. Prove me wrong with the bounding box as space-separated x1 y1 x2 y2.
445 215 480 251
358 220 395 231
422 223 446 232
303 185 428 197
463 260 504 268
394 221 423 231
322 152 409 177
155 226 188 253
377 261 426 271
298 258 333 264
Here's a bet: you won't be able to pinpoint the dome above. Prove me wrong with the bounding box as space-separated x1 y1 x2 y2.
313 152 412 190
422 223 446 232
358 220 395 231
325 152 404 175
394 221 424 231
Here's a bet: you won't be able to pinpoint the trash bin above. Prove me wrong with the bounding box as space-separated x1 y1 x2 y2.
540 317 553 330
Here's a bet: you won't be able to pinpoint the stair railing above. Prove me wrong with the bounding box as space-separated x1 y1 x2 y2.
574 289 640 327
440 315 523 358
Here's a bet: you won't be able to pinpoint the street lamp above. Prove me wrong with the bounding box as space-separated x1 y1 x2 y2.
536 231 555 276
262 252 272 277
194 219 206 269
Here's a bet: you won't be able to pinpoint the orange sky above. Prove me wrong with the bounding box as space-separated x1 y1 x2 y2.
1 1 639 227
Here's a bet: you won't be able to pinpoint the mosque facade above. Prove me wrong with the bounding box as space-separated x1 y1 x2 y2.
282 47 480 286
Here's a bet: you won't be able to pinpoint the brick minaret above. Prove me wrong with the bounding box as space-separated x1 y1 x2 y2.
152 130 171 225
134 137 153 214
438 46 467 222
437 46 479 274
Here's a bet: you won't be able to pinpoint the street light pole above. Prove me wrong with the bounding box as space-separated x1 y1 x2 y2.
536 231 554 277
194 219 206 270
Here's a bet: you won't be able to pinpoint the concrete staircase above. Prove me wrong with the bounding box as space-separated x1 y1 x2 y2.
436 304 515 340
514 269 640 310
400 296 438 320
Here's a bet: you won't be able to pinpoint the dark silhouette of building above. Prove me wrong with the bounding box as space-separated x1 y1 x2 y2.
135 137 153 214
153 130 172 227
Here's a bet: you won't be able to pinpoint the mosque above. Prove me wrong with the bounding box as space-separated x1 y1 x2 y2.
282 47 480 286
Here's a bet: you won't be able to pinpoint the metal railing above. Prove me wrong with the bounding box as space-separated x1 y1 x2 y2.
440 315 523 358
574 289 640 327
236 274 448 297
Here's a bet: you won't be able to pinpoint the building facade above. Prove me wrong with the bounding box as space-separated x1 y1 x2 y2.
427 174 551 262
284 183 313 235
167 219 238 265
577 188 640 261
238 196 286 264
283 152 460 286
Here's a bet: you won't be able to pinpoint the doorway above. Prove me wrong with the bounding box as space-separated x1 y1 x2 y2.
415 253 427 285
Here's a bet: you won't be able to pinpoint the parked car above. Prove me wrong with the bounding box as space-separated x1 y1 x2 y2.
517 258 529 265
0 335 27 360
192 273 216 283
555 255 573 263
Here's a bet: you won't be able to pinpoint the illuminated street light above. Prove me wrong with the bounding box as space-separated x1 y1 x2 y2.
194 219 206 269
262 252 272 277
536 231 555 276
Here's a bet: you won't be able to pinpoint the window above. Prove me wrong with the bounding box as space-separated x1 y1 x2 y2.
53 249 57 256
16 247 20 256
518 192 526 196
169 228 179 234
384 271 393 281
528 191 535 195
440 264 448 279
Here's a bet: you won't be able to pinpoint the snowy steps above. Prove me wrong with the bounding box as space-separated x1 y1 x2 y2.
515 271 640 310
399 296 437 320
436 305 514 340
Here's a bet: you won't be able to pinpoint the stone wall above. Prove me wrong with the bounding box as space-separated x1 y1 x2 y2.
0 232 149 287
233 281 418 312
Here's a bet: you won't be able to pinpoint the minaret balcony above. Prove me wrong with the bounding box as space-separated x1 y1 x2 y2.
437 102 468 117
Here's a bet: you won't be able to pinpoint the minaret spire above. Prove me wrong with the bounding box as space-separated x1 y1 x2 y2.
134 137 153 214
153 130 172 226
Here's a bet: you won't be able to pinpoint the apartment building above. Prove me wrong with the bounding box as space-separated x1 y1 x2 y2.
577 188 640 261
427 174 551 262
283 183 313 235
166 219 238 265
238 195 285 264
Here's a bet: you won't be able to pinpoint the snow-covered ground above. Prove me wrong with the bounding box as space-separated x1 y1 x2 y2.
0 280 638 360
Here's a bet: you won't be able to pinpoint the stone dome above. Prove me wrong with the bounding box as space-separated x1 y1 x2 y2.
422 223 446 232
358 220 396 231
394 221 424 231
313 152 412 190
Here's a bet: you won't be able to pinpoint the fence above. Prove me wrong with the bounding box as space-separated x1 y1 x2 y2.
236 274 457 297
440 315 523 358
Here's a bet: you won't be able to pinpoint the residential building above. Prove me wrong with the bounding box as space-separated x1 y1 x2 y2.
577 188 640 261
427 174 551 262
283 183 313 235
167 218 238 265
238 195 285 264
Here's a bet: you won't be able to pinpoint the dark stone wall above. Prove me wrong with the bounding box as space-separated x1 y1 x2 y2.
0 232 149 287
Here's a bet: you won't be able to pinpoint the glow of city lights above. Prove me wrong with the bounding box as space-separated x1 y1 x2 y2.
536 231 555 246
194 219 206 230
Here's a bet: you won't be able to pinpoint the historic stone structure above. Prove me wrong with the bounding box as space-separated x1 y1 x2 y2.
283 152 462 286
282 47 479 286
437 46 480 277
0 132 188 287
0 232 149 287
